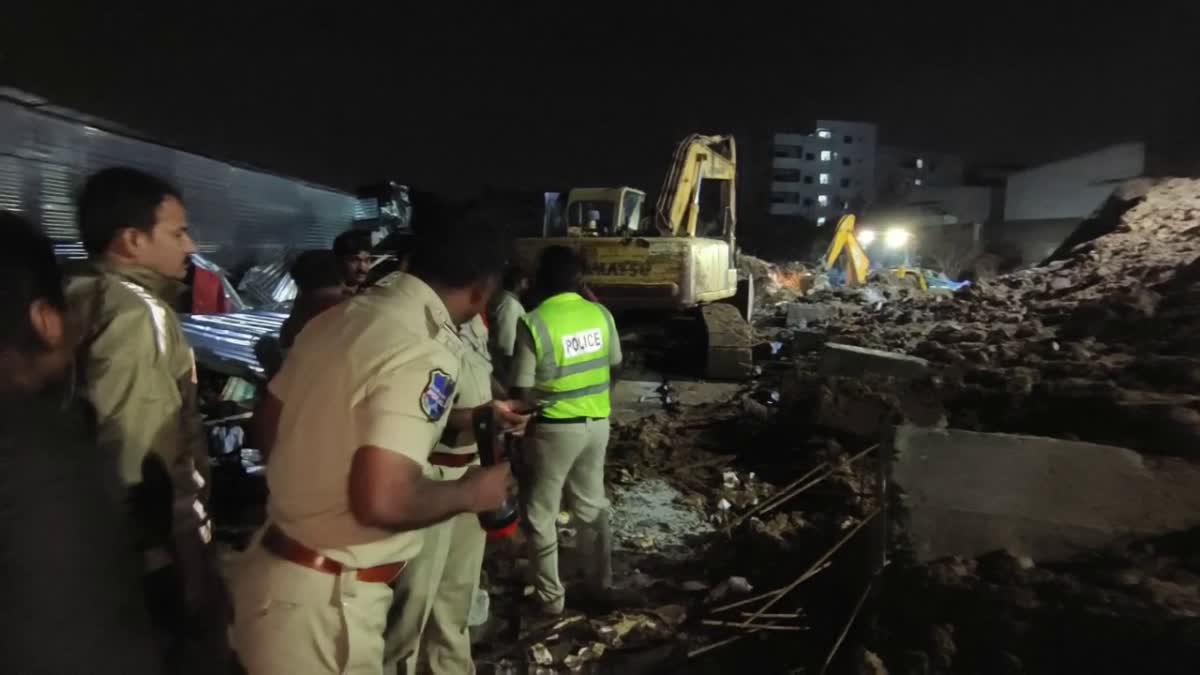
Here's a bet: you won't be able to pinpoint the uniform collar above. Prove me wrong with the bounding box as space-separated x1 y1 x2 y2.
96 259 184 303
382 273 455 337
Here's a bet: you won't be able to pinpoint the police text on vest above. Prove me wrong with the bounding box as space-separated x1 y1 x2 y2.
561 329 604 359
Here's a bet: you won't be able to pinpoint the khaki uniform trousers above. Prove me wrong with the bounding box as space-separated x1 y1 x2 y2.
231 535 397 675
521 418 611 607
384 462 487 675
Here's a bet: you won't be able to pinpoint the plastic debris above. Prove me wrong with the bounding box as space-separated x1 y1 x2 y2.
652 604 688 626
706 576 754 602
529 643 554 666
860 286 885 306
722 471 740 488
468 589 489 627
563 643 607 669
717 498 732 511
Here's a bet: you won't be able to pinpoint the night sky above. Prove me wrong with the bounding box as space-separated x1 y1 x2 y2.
3 3 1199 218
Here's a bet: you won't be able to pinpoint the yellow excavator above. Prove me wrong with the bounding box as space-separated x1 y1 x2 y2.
512 134 752 378
823 214 928 290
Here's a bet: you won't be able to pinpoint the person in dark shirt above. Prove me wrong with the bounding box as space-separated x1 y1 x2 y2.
0 211 162 674
279 249 349 354
332 228 374 294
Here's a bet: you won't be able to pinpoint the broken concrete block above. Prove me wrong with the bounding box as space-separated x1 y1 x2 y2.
786 302 832 327
703 303 753 380
892 425 1200 562
820 342 930 379
791 329 827 352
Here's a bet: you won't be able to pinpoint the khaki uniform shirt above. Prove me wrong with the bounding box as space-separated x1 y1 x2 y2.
487 291 525 385
266 273 464 568
438 314 493 453
67 261 208 507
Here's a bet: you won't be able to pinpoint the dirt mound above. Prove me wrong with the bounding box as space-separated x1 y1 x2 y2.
796 178 1200 456
875 532 1200 675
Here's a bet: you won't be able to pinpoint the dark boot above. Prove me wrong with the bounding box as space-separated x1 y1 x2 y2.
575 511 645 611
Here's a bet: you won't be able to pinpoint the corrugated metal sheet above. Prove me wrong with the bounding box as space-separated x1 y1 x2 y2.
0 96 359 270
0 155 22 212
180 312 287 379
39 163 76 239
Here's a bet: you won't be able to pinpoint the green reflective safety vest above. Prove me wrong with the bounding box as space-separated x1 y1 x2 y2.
522 292 616 419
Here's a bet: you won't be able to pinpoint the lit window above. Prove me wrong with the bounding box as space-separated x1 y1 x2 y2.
820 150 831 161
817 128 832 139
916 158 925 169
817 194 829 206
817 216 827 226
819 173 830 185
914 178 923 186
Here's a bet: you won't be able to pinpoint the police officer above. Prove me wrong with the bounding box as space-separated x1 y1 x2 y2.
233 219 525 674
0 212 163 675
385 311 494 674
487 265 528 387
510 245 623 615
68 168 228 673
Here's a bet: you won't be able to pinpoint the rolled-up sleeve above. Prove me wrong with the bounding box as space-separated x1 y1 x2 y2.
493 296 525 358
354 345 460 465
510 322 539 389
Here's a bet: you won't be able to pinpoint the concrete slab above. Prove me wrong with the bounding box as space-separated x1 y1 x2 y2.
820 342 929 380
892 425 1200 562
786 303 832 328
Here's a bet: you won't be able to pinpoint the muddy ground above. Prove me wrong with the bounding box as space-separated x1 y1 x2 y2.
471 178 1200 673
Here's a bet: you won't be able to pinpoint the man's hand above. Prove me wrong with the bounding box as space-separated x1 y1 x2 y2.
460 462 514 513
493 399 534 434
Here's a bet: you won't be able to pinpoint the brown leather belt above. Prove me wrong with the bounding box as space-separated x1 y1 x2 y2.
429 451 478 467
261 525 406 584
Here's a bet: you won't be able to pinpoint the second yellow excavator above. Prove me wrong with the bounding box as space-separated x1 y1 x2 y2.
512 134 753 378
823 214 928 290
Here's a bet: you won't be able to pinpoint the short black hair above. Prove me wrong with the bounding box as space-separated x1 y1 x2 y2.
502 265 528 292
408 218 508 289
77 167 182 256
0 211 65 352
535 245 583 296
290 250 345 293
332 229 373 258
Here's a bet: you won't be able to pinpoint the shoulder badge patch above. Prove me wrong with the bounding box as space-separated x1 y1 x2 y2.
420 368 456 422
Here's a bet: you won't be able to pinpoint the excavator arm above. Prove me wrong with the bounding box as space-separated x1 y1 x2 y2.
824 214 870 287
654 134 737 237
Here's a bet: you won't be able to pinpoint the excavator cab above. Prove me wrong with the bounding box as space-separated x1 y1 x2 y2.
515 134 751 378
549 187 646 237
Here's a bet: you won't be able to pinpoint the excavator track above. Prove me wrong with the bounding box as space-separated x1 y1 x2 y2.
700 302 753 379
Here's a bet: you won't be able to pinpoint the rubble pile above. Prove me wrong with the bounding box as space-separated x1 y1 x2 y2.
720 179 1200 672
777 178 1200 457
876 532 1200 675
740 253 815 314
